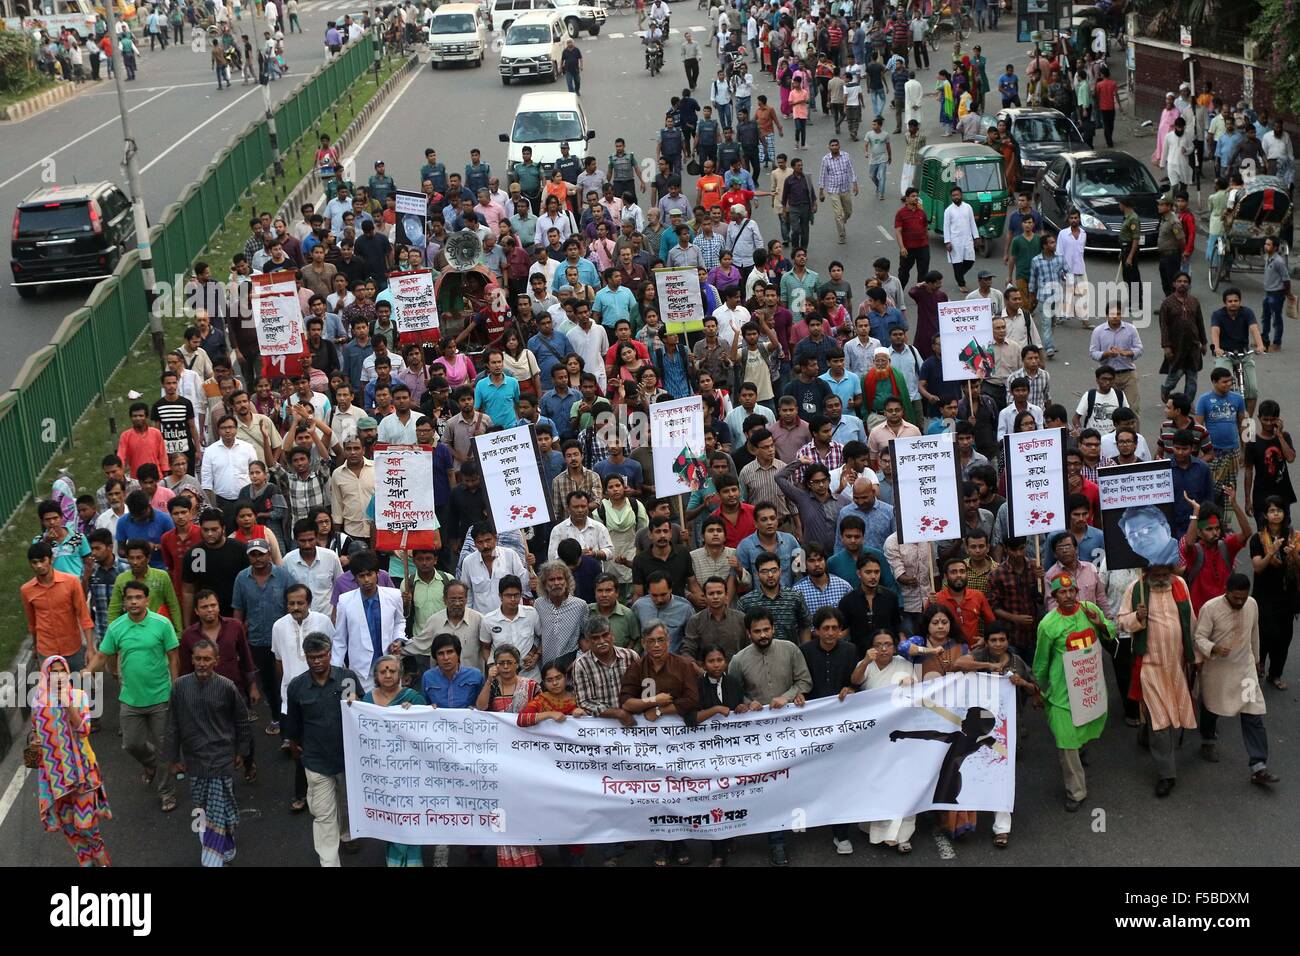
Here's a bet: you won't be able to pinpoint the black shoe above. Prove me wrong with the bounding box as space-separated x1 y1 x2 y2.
1252 769 1281 786
1064 797 1083 812
1155 778 1175 798
769 844 789 866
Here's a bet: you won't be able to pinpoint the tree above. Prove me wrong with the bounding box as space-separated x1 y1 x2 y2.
1252 0 1300 118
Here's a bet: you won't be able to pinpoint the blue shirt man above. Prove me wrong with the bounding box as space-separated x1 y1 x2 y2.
540 385 581 439
1170 453 1215 537
474 364 522 430
528 325 574 387
736 529 802 588
550 254 600 292
231 558 294 647
423 661 486 707
593 283 638 332
1195 385 1246 450
834 498 896 553
114 506 175 570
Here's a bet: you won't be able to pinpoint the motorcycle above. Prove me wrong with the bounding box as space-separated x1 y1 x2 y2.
644 17 666 74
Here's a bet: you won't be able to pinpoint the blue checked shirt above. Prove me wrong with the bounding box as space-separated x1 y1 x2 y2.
693 232 724 271
90 557 130 638
792 573 853 616
818 152 859 195
1027 253 1067 308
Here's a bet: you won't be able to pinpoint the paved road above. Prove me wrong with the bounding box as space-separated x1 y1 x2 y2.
0 1 369 388
1 6 1296 867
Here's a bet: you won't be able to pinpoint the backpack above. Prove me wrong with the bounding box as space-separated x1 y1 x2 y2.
1081 387 1128 428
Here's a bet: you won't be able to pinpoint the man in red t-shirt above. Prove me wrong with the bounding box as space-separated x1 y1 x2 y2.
1095 65 1119 148
697 159 726 213
1179 489 1252 612
893 187 930 287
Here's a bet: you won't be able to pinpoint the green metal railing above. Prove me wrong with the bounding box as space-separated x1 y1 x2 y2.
0 37 375 526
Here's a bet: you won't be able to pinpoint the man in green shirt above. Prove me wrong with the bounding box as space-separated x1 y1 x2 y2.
108 539 181 636
1117 195 1143 310
1007 213 1041 309
509 146 545 213
589 573 643 651
86 579 181 811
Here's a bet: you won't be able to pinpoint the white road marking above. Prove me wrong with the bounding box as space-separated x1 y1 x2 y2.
81 73 303 95
140 85 267 174
933 830 956 860
876 224 893 241
0 87 173 191
0 766 29 833
608 32 625 38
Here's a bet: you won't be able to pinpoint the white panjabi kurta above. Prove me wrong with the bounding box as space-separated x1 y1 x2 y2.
1194 595 1266 718
943 200 979 264
1163 129 1194 186
904 78 925 127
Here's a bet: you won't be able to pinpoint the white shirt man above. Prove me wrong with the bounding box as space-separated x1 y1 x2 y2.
271 607 335 716
942 197 978 265
478 604 543 679
725 211 764 267
1163 126 1195 191
461 544 530 614
534 209 573 246
283 546 344 615
712 300 752 348
547 515 614 562
201 432 257 501
332 583 406 692
567 317 610 391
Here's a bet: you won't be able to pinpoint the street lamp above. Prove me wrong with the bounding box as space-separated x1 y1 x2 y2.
249 0 284 179
100 0 164 366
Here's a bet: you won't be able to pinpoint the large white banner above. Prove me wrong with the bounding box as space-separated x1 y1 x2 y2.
649 396 707 497
475 425 552 532
891 433 963 543
1002 427 1067 538
342 673 1016 845
389 269 439 334
938 298 995 382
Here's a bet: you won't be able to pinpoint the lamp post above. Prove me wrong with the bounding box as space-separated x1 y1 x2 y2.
249 0 284 178
100 0 165 366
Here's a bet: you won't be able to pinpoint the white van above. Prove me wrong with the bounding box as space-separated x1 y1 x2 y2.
499 92 595 171
498 10 564 85
427 2 489 68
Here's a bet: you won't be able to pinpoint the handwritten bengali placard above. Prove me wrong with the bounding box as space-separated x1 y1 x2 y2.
389 268 439 334
655 267 704 334
475 425 551 532
1003 427 1067 537
373 443 439 551
341 673 1016 845
649 395 707 496
251 290 304 356
938 297 995 382
891 433 963 543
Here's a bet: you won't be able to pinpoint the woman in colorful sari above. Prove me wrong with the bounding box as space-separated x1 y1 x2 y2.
361 655 427 867
935 69 955 135
477 645 543 867
32 655 111 867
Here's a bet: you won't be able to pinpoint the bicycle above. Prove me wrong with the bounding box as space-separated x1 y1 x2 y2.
1217 347 1259 442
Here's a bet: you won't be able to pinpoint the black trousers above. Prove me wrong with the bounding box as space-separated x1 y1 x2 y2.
1158 252 1181 297
899 244 930 287
251 644 282 728
1102 634 1139 720
1258 597 1294 681
952 258 974 287
685 56 699 89
1100 108 1116 148
1121 256 1142 311
913 40 929 69
744 147 760 177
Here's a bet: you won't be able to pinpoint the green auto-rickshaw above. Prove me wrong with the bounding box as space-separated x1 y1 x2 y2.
917 142 1010 257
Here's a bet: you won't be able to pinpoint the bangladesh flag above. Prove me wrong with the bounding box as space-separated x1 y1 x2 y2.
958 338 992 377
673 447 708 489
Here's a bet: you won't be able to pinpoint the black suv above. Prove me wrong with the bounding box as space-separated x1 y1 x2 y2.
10 182 137 298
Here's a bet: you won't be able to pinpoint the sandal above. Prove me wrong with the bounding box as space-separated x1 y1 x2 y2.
264 721 281 736
897 841 912 854
244 763 258 782
1272 677 1288 691
289 798 307 813
160 795 177 813
994 833 1009 848
141 768 156 787
675 849 692 866
653 851 669 867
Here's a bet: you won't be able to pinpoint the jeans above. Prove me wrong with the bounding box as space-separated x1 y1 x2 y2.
121 701 175 800
794 117 806 147
1200 704 1269 770
899 244 930 287
216 64 230 88
123 51 136 79
717 102 733 128
787 204 811 250
565 69 580 94
305 769 351 866
736 95 751 117
1161 364 1198 401
1262 291 1286 345
869 161 888 198
1036 306 1056 355
870 88 886 120
290 12 301 32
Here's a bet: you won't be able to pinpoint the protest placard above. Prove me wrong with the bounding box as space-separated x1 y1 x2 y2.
1063 639 1108 727
388 269 439 335
891 433 963 543
343 672 1016 845
938 297 995 382
1002 427 1068 537
373 443 439 551
649 396 707 496
251 290 304 356
394 189 428 248
1097 460 1177 570
655 267 704 334
474 425 552 532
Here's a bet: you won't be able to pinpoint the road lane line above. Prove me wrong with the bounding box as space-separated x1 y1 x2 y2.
0 87 173 192
0 766 29 833
82 72 304 95
340 62 423 165
876 224 893 241
139 85 266 174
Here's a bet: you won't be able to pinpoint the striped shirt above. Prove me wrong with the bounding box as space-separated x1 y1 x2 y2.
737 587 810 644
536 594 589 663
551 468 603 520
90 558 130 638
282 466 332 529
1011 366 1051 409
163 672 251 778
792 573 853 615
1027 253 1067 303
818 151 859 194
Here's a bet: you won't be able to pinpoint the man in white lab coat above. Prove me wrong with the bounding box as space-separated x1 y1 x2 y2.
942 186 979 292
332 554 406 692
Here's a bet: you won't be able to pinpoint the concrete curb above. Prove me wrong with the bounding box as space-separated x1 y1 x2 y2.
275 52 421 224
0 78 98 122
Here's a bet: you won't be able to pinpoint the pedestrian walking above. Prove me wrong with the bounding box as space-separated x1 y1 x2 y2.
865 115 892 201
818 138 858 244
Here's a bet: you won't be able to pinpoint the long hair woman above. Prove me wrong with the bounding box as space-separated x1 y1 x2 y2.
361 655 427 867
1250 495 1300 689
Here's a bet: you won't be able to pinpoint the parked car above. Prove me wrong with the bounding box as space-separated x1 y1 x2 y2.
995 107 1086 192
1032 150 1163 254
10 183 137 298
